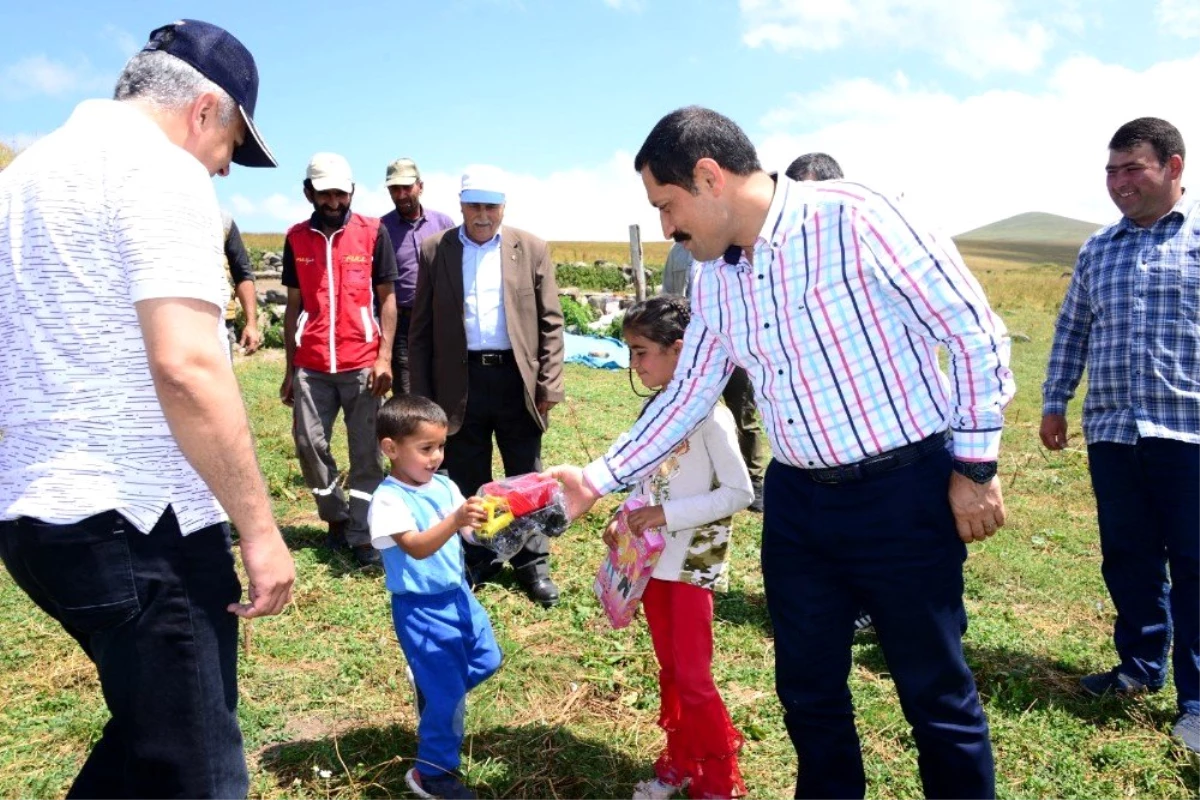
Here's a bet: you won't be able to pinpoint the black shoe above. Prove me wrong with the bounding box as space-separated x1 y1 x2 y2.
1172 712 1200 754
1080 667 1157 697
466 562 502 589
325 520 350 550
748 479 764 513
520 576 560 608
352 544 381 568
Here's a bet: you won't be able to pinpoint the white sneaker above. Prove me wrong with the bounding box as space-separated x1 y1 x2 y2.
632 778 680 800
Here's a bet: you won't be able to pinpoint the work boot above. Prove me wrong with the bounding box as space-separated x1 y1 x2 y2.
325 519 349 550
352 544 381 568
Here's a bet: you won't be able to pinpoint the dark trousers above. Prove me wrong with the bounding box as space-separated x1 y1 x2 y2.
1088 438 1199 716
723 366 765 483
761 447 994 799
0 509 247 799
391 306 412 396
443 359 549 581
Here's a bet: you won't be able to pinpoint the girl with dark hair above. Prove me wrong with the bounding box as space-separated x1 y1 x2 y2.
607 295 753 799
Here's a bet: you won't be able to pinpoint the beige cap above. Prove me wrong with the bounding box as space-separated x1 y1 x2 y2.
385 158 421 187
306 152 354 193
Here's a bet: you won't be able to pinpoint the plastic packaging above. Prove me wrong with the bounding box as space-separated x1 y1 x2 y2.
594 497 665 629
464 473 569 560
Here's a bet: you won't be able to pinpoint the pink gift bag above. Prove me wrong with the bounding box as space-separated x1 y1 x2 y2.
594 497 665 629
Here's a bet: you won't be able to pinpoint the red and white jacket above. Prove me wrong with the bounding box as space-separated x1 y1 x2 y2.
285 213 383 373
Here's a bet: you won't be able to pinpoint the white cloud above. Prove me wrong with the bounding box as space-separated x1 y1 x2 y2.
102 25 142 59
0 55 107 99
229 156 665 244
383 154 662 242
603 0 644 10
754 53 1200 235
1156 0 1200 38
740 0 1052 77
227 53 1198 243
228 193 314 227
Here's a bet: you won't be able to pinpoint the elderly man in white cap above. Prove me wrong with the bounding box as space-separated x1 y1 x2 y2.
409 167 566 607
280 152 399 567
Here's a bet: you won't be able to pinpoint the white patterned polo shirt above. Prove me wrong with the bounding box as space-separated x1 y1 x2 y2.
0 99 231 534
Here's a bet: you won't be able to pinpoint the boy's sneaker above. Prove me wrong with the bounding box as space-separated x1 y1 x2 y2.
405 768 477 799
405 664 426 722
632 778 681 800
853 610 874 633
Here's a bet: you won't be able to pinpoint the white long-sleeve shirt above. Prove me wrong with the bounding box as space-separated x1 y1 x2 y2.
631 404 753 591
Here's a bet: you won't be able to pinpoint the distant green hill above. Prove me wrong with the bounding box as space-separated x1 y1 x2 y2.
957 212 1103 246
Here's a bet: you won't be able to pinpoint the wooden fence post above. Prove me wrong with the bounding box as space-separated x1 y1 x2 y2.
629 224 646 301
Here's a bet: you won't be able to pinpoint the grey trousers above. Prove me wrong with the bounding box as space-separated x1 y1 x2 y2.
292 368 383 547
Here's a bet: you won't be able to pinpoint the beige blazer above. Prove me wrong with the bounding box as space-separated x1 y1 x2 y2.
409 226 565 434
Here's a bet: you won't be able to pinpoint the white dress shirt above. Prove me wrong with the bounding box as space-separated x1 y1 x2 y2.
458 226 511 350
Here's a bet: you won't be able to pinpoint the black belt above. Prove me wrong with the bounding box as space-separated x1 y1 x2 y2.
467 349 514 366
802 431 948 484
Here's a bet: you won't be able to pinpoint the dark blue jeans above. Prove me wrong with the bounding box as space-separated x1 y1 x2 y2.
1088 438 1199 716
762 447 994 799
0 508 248 798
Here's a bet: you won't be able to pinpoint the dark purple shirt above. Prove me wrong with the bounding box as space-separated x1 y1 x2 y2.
379 206 456 308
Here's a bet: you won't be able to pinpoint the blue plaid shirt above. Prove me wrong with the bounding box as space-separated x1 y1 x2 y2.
1043 191 1200 445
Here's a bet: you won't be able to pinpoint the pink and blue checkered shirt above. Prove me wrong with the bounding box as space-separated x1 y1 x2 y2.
585 176 1015 495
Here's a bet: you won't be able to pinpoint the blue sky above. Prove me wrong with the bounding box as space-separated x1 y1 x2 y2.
2 1 1197 240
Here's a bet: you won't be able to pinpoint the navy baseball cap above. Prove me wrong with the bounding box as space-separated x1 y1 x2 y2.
142 19 277 168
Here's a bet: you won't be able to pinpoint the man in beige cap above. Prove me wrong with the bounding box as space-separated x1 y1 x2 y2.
380 158 456 395
410 167 565 607
280 152 399 567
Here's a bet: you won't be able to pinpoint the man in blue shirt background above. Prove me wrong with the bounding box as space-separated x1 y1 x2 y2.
380 158 456 396
1041 116 1199 755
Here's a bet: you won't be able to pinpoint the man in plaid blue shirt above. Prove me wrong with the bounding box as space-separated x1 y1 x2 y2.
1041 117 1199 754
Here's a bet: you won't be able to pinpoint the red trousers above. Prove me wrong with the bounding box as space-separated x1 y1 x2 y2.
642 578 746 799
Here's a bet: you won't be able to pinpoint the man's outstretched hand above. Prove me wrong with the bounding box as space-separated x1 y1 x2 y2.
543 465 601 520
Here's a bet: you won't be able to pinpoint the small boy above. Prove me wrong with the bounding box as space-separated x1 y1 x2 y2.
369 395 501 800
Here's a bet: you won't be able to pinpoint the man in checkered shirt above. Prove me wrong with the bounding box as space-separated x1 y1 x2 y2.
1041 116 1199 755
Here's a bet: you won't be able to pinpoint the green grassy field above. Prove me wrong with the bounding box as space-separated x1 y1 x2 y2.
1 240 1196 799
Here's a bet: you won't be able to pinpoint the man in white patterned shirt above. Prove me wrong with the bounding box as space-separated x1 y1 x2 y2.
0 20 293 798
551 106 1013 798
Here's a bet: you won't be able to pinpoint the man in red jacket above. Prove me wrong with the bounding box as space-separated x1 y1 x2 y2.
280 152 399 567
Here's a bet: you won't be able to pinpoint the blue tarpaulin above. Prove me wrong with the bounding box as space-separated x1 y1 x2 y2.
563 332 629 370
